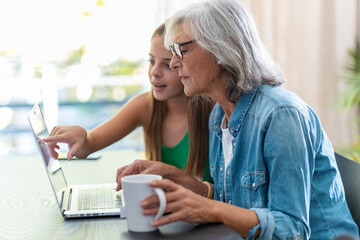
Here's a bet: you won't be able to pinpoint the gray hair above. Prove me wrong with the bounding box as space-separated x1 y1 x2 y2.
164 0 283 102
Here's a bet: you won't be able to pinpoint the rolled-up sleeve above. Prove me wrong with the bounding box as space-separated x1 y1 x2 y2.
248 208 274 240
261 107 312 239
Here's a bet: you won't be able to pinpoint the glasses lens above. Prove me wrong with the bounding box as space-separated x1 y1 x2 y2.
169 45 180 60
170 43 183 60
169 46 176 56
174 43 182 60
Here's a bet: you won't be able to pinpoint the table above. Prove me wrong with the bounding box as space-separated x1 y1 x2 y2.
0 150 243 240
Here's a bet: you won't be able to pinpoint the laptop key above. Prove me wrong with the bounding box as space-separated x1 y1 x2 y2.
83 204 90 210
77 187 121 211
99 202 106 209
106 201 114 209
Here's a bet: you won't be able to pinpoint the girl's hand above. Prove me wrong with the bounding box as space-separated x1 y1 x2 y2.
43 125 87 160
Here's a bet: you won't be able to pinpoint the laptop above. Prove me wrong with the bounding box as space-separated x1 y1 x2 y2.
28 103 125 218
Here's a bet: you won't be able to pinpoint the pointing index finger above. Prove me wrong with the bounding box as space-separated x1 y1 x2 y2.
43 135 65 143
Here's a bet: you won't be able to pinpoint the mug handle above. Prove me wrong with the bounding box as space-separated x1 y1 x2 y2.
153 188 166 220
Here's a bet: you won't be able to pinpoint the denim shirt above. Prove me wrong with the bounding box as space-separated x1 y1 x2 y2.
209 85 359 240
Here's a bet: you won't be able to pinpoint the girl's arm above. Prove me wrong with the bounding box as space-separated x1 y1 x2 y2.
86 92 150 153
44 92 150 159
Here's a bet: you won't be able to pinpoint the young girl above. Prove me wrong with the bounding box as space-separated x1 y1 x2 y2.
43 24 213 182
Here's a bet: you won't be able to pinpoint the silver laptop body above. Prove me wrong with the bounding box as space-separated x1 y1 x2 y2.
28 103 124 218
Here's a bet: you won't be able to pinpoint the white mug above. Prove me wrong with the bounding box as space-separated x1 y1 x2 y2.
121 174 166 232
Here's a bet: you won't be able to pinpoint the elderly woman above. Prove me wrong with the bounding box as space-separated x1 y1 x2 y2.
116 0 359 239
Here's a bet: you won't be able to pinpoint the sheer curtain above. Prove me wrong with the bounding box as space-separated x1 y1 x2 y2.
241 0 358 147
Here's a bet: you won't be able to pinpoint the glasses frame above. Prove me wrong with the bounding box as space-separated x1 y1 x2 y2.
169 40 196 61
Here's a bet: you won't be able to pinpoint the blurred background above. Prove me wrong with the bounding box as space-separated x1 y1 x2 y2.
0 0 359 161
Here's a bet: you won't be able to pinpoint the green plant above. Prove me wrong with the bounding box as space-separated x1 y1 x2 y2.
100 58 143 76
336 143 360 163
337 42 360 162
340 43 360 111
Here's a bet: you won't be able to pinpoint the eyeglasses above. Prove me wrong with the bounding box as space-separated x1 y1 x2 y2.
169 40 196 61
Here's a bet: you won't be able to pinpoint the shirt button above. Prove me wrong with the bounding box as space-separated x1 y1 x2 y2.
295 236 300 240
228 200 232 204
252 183 256 188
233 141 236 146
219 193 222 198
230 129 233 133
220 167 223 172
213 125 218 130
227 170 230 175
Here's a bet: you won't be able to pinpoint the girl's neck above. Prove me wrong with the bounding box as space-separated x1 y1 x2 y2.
165 94 189 116
162 94 189 147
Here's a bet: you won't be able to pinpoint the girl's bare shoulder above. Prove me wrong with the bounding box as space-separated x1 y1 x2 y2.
126 92 152 124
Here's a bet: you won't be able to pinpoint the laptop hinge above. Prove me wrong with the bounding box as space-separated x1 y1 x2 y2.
61 187 72 212
58 190 66 216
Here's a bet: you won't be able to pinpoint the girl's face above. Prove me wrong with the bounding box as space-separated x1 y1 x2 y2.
148 36 184 101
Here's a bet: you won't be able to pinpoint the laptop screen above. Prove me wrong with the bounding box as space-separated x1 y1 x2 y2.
28 103 67 207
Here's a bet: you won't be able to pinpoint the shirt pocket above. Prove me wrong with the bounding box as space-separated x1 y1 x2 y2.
241 171 268 208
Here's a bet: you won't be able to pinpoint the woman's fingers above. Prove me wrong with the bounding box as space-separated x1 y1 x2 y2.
141 181 186 209
116 166 127 181
142 196 182 214
148 179 179 192
116 162 142 190
141 180 187 213
141 205 184 226
140 179 211 226
118 161 141 177
116 165 129 190
152 210 185 226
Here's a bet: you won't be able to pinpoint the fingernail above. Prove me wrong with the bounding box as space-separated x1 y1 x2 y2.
140 200 147 207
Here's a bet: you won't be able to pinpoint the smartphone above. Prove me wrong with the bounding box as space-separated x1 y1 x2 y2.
58 151 101 160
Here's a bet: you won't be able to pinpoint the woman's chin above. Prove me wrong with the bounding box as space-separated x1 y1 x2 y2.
184 90 195 97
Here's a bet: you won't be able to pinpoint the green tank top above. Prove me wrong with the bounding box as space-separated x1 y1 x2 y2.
161 132 213 183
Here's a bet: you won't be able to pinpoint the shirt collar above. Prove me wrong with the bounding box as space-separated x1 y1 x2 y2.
228 87 259 132
211 87 259 137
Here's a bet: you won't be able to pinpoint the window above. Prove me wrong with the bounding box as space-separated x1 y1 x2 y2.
0 0 201 157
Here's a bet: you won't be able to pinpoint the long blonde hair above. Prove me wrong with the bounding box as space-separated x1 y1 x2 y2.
144 24 213 179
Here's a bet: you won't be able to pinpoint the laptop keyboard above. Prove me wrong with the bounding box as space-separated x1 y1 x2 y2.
77 187 122 210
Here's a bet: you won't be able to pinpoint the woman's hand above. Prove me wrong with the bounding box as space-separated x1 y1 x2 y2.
142 179 260 238
116 160 179 190
141 179 217 225
116 160 209 195
43 125 88 160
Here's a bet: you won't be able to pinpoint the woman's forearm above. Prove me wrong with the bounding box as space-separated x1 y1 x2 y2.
209 201 260 238
164 166 208 197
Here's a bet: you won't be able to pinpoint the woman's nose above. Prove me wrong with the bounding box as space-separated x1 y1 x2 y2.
170 54 182 70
